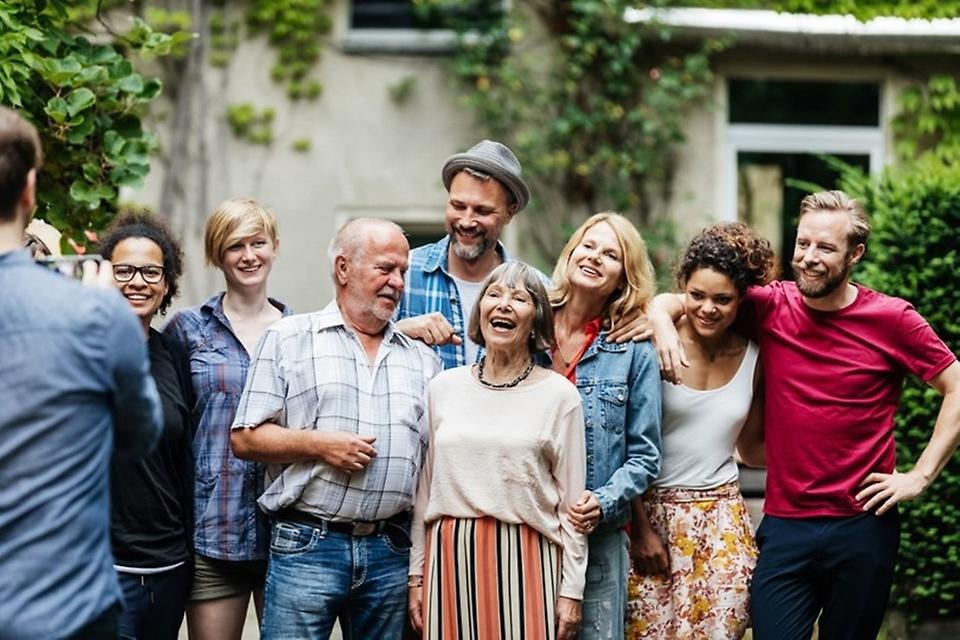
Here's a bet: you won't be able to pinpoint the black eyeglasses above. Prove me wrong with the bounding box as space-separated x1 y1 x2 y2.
113 264 165 284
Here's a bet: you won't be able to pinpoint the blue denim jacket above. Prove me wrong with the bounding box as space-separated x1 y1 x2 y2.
546 334 662 533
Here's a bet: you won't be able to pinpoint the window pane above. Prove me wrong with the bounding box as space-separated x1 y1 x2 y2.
737 152 870 275
398 223 446 250
729 79 880 126
351 0 500 30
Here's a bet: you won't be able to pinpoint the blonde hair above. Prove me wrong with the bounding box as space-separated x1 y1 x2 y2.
204 197 279 269
550 212 656 330
798 190 870 248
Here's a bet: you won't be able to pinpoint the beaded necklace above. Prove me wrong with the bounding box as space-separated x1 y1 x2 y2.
477 356 535 389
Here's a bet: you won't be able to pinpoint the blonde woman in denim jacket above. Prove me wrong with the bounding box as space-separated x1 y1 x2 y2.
547 212 663 639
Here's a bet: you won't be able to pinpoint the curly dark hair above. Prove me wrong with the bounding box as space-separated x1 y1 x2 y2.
98 211 184 316
676 222 778 294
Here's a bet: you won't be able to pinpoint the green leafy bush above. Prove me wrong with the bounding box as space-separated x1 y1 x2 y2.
0 1 182 252
841 159 960 624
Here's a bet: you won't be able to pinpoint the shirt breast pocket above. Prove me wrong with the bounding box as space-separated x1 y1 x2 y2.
192 341 245 394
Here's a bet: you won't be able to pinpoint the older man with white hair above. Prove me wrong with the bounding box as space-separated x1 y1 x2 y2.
231 218 441 639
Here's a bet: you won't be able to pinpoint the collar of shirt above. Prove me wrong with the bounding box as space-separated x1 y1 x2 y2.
313 300 419 351
418 234 513 276
200 291 292 326
0 248 32 267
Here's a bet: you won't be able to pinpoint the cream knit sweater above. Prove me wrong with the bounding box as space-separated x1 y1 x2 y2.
410 365 588 599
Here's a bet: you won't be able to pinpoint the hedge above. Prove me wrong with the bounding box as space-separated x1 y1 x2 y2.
841 159 960 624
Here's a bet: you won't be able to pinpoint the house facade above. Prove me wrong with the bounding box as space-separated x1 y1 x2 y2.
137 2 960 313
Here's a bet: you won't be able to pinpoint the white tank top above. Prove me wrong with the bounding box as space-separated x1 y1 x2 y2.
653 340 759 489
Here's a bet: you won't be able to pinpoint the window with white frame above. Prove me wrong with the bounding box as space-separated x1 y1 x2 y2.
723 78 884 274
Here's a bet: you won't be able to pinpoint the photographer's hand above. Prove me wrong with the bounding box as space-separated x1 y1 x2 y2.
81 259 113 288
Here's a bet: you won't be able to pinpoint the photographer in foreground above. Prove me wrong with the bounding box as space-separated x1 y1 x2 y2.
0 106 162 639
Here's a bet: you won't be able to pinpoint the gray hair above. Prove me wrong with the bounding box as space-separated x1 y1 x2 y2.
467 261 554 354
328 217 405 277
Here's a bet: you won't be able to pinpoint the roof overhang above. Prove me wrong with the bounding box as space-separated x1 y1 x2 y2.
623 7 960 55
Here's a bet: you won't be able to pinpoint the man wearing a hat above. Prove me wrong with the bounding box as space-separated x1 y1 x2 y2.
395 139 532 370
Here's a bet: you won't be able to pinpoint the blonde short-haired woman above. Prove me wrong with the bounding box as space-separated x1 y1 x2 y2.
164 198 291 640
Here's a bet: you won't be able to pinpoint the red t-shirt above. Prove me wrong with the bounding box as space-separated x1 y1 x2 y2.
741 281 955 518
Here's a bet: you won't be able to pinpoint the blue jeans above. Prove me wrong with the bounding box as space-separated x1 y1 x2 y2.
116 563 192 640
750 511 900 640
261 519 410 640
579 528 629 640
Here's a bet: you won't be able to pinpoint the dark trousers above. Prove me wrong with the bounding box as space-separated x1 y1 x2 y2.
67 604 119 640
750 511 900 640
116 564 192 640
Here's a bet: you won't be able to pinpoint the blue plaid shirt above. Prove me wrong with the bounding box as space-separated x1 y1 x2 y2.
398 236 548 370
163 293 291 561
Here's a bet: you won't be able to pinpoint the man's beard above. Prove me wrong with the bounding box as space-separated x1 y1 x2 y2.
449 227 492 262
792 261 850 298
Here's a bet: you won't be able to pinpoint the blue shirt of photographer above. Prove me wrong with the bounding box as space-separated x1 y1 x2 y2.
0 249 162 639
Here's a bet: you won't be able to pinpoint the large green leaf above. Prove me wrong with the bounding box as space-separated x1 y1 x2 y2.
65 87 95 116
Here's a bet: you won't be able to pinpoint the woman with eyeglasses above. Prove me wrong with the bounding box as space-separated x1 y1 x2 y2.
99 212 195 639
163 198 290 640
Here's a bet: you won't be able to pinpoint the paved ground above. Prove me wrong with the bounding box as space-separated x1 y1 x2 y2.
177 606 344 639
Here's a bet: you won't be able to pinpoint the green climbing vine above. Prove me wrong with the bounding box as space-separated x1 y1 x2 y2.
421 0 720 273
673 0 960 20
893 74 960 166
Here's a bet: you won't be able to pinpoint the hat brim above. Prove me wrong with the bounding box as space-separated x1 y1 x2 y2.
441 155 530 213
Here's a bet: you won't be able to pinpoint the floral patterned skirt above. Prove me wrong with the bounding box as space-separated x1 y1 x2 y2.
626 481 758 640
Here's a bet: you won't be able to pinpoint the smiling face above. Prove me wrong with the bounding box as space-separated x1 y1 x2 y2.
791 209 863 300
477 278 536 356
683 267 741 340
110 236 169 327
444 171 515 263
565 221 625 300
337 224 410 329
220 233 278 291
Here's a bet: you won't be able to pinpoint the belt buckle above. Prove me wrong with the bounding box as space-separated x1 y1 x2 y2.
352 521 376 536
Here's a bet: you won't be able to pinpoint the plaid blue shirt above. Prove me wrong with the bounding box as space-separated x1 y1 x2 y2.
397 235 542 370
163 293 291 561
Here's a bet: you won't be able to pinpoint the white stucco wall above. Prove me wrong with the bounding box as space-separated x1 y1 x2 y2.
130 4 948 316
136 1 480 315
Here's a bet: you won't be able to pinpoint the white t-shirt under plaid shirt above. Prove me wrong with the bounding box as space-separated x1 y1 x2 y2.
231 301 442 522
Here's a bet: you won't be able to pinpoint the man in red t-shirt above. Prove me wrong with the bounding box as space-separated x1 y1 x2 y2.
652 191 960 640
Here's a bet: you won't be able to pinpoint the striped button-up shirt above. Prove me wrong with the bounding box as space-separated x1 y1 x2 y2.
232 302 442 521
397 235 520 370
163 293 291 561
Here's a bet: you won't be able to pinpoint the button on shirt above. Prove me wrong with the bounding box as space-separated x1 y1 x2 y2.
163 293 291 561
232 302 442 521
0 249 162 638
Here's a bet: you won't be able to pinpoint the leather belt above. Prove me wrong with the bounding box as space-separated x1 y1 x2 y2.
275 507 410 538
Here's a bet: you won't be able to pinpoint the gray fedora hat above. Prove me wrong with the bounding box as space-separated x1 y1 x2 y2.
441 140 530 212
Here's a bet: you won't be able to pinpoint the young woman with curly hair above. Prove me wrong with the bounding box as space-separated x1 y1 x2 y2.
626 222 777 639
99 212 195 639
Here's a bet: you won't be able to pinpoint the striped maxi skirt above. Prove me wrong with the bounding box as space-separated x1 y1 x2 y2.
421 516 561 640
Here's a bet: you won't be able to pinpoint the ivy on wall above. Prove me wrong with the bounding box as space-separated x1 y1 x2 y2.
894 75 960 166
423 0 720 276
841 159 960 625
674 0 960 20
